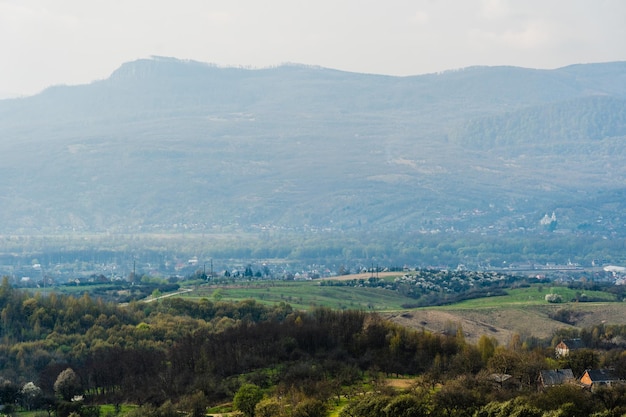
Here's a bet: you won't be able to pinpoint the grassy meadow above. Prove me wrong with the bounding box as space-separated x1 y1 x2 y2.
174 277 619 312
438 285 618 309
177 278 415 311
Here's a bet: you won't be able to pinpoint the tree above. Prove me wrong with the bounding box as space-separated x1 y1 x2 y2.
384 394 429 417
177 391 208 417
475 398 545 417
432 377 480 417
292 398 327 417
487 348 520 376
545 293 563 303
0 378 19 409
340 394 390 417
244 265 254 277
564 348 599 377
255 398 285 417
54 368 81 401
530 384 593 417
20 381 42 411
593 384 626 414
477 335 497 364
233 383 263 417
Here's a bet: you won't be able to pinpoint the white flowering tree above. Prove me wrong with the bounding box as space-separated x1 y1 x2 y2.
20 381 42 410
54 368 82 402
545 293 563 303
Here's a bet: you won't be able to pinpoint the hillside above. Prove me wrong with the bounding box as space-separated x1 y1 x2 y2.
388 302 626 346
1 57 626 244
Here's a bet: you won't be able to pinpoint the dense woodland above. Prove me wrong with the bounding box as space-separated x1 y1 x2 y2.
2 277 626 416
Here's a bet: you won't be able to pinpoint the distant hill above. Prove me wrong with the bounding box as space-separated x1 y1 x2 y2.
1 57 626 238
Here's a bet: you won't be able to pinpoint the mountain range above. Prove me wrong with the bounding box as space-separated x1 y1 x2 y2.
1 57 625 239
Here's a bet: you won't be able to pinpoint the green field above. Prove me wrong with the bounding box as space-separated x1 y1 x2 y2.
161 278 622 314
179 279 415 311
437 285 617 309
172 278 620 312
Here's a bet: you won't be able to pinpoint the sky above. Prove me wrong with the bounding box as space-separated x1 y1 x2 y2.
1 0 625 98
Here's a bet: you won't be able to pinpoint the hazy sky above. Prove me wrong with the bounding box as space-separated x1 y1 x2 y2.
1 0 625 98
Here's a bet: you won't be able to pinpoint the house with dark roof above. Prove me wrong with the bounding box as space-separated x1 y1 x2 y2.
555 339 585 357
580 369 623 390
538 369 575 389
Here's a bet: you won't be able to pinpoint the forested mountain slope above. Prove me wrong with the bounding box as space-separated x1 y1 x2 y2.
1 57 625 238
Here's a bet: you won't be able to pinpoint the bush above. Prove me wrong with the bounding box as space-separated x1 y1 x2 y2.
233 384 263 417
255 398 284 417
549 308 576 324
292 398 327 417
545 293 563 303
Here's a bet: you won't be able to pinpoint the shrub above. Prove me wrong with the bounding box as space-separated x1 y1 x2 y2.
545 293 563 303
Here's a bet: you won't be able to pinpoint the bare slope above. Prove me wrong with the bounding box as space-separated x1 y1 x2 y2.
386 303 626 345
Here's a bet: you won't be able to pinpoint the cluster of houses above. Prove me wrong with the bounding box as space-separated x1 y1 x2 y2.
537 339 624 391
538 368 621 391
